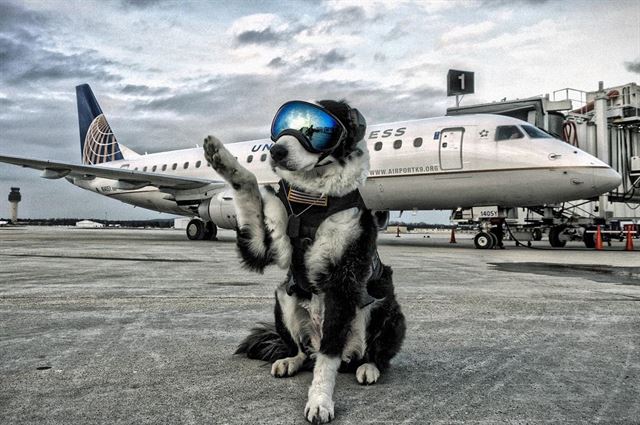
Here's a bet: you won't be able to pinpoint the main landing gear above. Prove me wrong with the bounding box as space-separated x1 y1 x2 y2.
186 218 218 241
473 223 505 250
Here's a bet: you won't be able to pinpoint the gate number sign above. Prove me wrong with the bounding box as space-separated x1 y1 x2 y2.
447 69 475 96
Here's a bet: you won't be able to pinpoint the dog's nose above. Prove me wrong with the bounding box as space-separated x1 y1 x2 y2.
270 144 288 162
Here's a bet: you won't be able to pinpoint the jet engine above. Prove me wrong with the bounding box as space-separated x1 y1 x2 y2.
197 190 237 229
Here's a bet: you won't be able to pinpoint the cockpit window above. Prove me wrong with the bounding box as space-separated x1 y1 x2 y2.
522 125 553 139
495 126 524 141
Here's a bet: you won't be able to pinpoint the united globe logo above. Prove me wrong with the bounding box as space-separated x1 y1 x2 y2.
82 114 121 164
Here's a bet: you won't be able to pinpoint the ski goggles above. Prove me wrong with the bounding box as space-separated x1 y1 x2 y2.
270 101 347 153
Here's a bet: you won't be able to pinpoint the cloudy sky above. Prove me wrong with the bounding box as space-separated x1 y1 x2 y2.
1 0 639 221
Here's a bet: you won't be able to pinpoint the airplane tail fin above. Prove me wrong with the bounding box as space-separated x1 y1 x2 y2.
76 84 139 164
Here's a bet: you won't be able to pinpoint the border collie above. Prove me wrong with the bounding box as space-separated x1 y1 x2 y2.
203 100 405 424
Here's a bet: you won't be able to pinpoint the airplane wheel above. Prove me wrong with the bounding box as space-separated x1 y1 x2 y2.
203 221 218 240
549 225 567 248
186 219 205 240
488 231 499 249
474 232 494 249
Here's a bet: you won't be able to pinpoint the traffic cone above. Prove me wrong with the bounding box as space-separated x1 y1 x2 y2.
625 225 634 251
449 226 457 243
595 225 603 250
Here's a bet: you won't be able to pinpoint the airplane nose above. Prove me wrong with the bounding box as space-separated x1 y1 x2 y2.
593 167 622 192
270 144 288 162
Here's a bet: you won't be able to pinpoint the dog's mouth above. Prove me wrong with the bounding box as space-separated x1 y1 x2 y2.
270 157 316 173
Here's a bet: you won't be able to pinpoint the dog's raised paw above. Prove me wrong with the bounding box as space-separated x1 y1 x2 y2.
304 396 334 424
356 362 380 385
271 356 303 378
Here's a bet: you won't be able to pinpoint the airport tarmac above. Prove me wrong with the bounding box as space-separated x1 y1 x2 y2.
1 226 638 424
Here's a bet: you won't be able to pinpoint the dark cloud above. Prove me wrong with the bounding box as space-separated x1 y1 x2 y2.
300 49 350 70
0 3 122 85
121 84 170 95
120 0 163 9
625 59 640 74
318 6 372 31
373 53 387 63
236 28 284 45
268 57 286 68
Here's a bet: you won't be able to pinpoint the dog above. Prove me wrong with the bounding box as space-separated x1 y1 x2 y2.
203 100 405 424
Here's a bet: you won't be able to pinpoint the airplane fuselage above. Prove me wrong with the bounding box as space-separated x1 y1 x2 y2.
71 114 621 226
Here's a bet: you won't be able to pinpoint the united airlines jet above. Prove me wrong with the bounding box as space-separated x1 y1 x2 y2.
0 85 621 240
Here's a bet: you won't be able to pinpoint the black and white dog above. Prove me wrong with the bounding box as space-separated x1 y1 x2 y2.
203 100 405 424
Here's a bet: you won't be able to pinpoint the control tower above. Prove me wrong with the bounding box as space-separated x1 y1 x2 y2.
8 187 21 224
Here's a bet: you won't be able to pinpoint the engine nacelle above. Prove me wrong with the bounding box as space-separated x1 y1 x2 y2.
197 190 237 229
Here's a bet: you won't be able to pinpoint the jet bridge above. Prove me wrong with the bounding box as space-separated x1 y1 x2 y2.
447 81 640 248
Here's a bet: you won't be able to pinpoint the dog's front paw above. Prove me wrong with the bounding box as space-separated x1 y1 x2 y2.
304 395 334 424
356 362 380 385
271 355 304 378
203 135 257 190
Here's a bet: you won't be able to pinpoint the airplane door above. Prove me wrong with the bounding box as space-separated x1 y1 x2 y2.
439 127 464 170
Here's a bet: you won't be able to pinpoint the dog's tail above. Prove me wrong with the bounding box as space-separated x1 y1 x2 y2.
234 322 294 361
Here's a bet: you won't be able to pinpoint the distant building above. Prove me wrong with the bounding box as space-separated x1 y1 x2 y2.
75 220 104 228
174 217 190 230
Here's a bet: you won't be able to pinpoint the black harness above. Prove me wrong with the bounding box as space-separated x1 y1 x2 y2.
277 180 382 307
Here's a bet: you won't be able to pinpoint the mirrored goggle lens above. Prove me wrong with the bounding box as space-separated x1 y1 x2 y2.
271 101 345 151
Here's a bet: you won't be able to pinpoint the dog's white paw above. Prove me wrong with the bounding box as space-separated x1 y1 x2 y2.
304 394 334 424
356 362 380 385
203 135 255 188
271 355 304 378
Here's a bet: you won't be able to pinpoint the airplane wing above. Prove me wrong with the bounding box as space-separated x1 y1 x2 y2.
0 154 222 191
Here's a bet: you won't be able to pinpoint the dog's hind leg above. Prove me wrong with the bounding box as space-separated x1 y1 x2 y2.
271 350 307 377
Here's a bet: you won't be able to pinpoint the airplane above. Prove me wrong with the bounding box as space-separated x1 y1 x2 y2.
0 84 622 244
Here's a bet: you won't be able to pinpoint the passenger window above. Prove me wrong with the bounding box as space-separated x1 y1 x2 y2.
172 163 177 170
260 154 267 162
247 155 253 163
374 142 382 151
393 140 402 149
196 160 201 168
413 137 423 147
183 162 189 169
134 167 138 171
495 126 524 141
152 165 157 172
143 166 147 172
162 164 167 171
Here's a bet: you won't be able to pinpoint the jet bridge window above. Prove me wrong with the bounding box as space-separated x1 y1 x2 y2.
495 126 524 141
522 125 553 139
393 140 402 149
413 137 423 147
